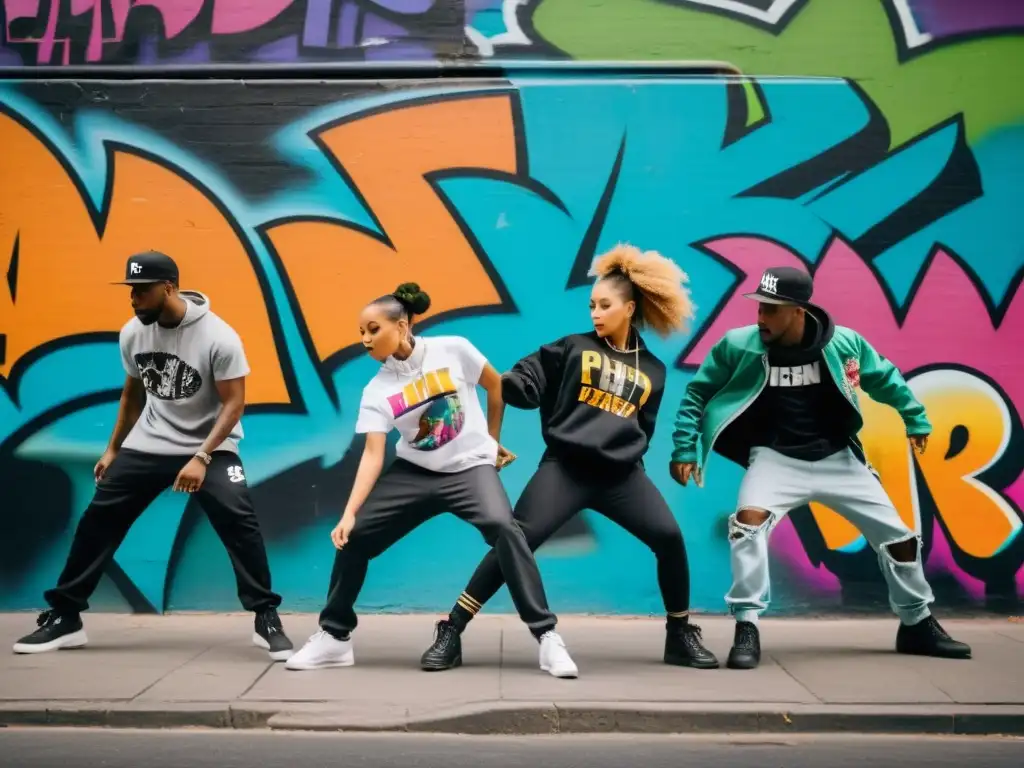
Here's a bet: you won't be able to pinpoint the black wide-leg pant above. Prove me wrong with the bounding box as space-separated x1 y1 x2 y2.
319 459 556 637
45 448 281 614
461 455 691 614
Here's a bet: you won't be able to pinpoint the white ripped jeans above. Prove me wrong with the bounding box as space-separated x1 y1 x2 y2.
726 446 934 626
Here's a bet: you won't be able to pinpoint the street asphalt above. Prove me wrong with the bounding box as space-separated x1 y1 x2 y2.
2 729 1022 768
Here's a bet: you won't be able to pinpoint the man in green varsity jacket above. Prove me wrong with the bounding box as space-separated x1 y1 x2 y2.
670 266 971 669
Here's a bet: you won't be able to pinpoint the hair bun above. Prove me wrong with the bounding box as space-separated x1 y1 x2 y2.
392 282 432 316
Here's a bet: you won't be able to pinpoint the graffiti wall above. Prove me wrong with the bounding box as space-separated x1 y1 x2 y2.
1 0 1022 616
0 1 548 64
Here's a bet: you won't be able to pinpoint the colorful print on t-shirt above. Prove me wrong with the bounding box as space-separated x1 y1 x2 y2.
386 367 464 451
386 368 457 418
410 394 465 451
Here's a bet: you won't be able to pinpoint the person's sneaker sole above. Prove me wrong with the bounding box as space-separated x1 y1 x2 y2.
12 629 88 654
284 653 355 671
251 632 295 661
726 654 760 670
541 664 579 679
421 654 463 672
665 653 720 669
896 645 972 660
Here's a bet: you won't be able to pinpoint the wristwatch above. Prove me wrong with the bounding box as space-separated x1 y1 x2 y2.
194 451 212 466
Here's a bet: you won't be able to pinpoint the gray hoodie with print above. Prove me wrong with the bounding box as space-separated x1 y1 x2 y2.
119 290 250 456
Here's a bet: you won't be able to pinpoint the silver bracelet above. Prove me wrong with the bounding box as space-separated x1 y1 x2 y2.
194 451 212 466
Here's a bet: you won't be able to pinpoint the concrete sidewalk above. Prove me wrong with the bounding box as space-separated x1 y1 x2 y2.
2 613 1023 735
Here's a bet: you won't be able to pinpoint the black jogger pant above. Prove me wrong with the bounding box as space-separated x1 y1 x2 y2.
462 455 692 614
319 459 556 637
44 448 281 615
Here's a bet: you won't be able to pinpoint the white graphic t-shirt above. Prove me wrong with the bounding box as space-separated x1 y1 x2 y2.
355 335 498 473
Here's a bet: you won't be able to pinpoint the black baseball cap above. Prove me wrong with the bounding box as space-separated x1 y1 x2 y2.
113 251 179 285
742 266 814 306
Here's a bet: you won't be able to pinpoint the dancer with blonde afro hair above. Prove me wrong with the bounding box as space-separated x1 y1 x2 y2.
420 244 719 675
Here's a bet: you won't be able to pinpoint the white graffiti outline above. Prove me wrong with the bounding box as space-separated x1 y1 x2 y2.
886 0 934 49
671 0 936 52
670 0 803 27
465 0 533 57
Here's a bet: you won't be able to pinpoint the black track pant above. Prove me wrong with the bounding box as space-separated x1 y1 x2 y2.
319 459 556 637
462 455 691 614
44 448 281 615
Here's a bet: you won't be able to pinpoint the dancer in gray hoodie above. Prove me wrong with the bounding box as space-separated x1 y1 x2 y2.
12 252 293 661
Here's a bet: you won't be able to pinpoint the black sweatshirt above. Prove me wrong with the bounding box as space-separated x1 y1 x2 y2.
502 331 667 470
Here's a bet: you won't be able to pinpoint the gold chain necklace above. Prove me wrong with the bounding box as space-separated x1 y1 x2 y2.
603 329 641 411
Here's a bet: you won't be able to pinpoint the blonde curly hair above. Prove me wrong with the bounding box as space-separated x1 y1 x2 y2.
588 244 696 337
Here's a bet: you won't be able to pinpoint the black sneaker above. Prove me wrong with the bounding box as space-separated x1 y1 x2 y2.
420 619 462 671
664 623 720 669
726 621 761 670
896 616 972 659
12 610 88 654
253 608 294 661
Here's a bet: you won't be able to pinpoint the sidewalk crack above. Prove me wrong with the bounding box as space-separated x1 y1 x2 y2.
131 642 223 702
771 653 824 704
238 657 275 699
994 630 1024 645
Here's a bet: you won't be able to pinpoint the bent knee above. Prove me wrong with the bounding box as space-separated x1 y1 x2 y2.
484 516 524 545
648 526 684 554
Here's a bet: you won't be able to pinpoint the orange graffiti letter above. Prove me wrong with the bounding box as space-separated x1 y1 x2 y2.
0 110 289 405
911 369 1022 558
264 92 518 367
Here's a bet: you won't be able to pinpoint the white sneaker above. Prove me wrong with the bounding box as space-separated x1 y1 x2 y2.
539 631 578 678
284 630 355 671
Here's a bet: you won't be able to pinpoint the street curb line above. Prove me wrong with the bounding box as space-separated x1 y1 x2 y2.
2 703 1024 735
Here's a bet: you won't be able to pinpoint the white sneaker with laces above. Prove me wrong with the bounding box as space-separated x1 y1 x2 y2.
539 630 578 678
284 630 355 671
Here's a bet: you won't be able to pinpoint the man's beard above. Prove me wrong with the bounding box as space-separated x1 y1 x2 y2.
135 308 162 325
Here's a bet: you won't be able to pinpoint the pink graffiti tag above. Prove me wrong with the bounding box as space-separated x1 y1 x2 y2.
4 0 295 63
687 236 1024 410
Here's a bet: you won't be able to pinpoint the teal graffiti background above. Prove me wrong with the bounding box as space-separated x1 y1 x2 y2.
1 71 1021 616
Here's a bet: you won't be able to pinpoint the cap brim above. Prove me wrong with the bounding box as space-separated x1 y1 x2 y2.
112 279 164 285
742 292 797 306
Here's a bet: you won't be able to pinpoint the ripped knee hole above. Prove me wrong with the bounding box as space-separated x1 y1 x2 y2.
729 508 773 540
736 507 772 527
884 537 919 563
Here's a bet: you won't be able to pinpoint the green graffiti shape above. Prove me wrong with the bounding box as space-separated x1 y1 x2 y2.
532 0 1024 146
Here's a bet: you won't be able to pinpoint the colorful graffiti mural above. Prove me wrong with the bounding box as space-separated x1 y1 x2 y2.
1 67 1021 615
0 1 547 64
4 1 1023 68
1 0 1022 616
654 1 1024 54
